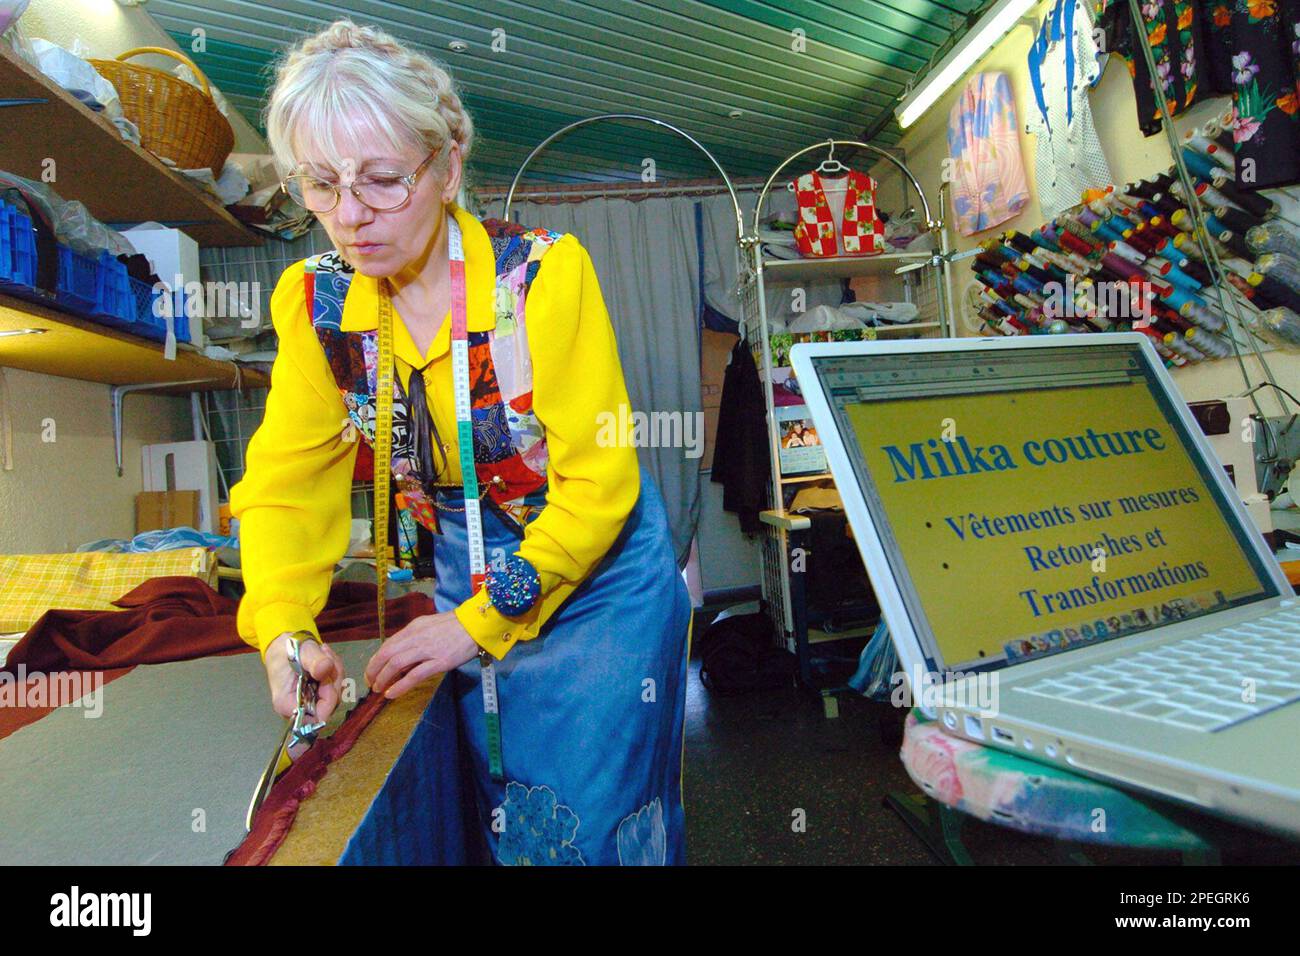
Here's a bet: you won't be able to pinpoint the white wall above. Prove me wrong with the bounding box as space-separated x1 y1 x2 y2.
0 368 190 553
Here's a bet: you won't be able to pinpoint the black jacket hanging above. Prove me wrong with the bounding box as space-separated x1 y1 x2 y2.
711 337 771 534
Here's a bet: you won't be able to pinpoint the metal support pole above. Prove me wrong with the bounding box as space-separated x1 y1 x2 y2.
112 379 213 476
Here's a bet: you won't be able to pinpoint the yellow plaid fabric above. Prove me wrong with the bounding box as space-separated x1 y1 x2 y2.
0 549 218 633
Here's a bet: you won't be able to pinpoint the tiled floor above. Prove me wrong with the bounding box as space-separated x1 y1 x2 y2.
680 634 1300 866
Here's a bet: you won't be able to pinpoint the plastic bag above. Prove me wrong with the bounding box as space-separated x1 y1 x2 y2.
28 38 124 121
0 0 30 36
171 60 231 119
0 171 134 258
847 619 901 702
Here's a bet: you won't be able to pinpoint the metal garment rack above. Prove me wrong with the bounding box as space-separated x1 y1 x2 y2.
501 112 745 247
741 140 953 710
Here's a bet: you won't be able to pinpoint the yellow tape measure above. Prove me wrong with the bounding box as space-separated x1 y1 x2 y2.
374 282 395 643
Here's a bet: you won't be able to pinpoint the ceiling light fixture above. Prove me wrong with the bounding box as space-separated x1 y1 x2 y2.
448 39 469 53
895 0 1037 129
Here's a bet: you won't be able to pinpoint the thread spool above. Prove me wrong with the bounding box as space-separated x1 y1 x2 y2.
1092 218 1125 243
1153 193 1184 218
1213 204 1261 237
1165 332 1207 362
1248 272 1300 313
1181 148 1222 182
1253 252 1300 294
1251 307 1300 346
1058 229 1097 257
1204 216 1254 260
1205 171 1276 220
1109 240 1146 265
1101 252 1144 280
1184 301 1225 332
1247 222 1300 260
1185 327 1232 358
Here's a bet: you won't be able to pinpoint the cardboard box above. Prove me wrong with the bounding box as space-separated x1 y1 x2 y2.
136 491 200 534
142 440 220 532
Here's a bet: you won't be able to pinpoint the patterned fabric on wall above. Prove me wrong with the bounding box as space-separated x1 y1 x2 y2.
947 72 1031 236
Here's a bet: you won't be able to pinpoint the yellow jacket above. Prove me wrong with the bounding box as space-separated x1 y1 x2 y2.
229 204 640 660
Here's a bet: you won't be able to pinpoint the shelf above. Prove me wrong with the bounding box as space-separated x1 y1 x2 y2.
761 251 934 282
780 471 832 484
0 43 260 248
807 624 875 645
759 509 812 531
0 293 267 391
874 320 941 335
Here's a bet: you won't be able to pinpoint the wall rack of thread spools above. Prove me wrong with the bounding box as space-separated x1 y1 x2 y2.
969 107 1300 364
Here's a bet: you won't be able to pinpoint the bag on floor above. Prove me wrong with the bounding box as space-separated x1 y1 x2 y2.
697 608 795 695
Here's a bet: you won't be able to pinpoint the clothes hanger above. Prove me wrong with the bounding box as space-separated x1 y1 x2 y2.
787 140 850 191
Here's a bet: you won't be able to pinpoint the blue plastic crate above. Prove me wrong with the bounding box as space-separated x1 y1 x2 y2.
126 276 170 342
55 244 98 315
125 278 193 344
0 200 36 290
93 253 133 325
0 203 10 280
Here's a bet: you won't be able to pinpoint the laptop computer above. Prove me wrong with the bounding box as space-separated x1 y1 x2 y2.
790 332 1300 836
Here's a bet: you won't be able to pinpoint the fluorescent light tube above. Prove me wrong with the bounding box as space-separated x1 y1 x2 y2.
895 0 1038 129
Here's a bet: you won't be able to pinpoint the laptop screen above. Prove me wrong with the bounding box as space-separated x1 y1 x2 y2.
808 341 1280 674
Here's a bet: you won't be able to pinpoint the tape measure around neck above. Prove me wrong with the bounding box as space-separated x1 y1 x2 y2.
374 214 503 781
375 286 394 643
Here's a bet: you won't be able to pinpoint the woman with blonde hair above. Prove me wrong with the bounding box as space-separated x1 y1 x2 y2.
230 19 691 865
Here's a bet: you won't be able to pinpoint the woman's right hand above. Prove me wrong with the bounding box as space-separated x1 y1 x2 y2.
263 631 347 724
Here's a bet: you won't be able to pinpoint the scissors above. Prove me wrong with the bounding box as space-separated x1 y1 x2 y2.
244 634 329 831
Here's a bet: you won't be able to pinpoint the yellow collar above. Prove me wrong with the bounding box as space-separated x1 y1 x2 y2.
338 203 495 367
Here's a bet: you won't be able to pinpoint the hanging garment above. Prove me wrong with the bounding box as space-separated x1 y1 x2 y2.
1028 0 1115 219
711 338 771 533
1201 0 1300 190
947 73 1031 236
792 170 886 256
1099 0 1212 135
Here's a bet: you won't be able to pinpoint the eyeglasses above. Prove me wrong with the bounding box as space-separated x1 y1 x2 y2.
282 148 441 214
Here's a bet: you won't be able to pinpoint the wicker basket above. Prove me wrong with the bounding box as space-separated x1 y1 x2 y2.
90 46 234 177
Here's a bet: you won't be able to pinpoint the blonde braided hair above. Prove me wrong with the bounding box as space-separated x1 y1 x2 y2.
265 18 474 177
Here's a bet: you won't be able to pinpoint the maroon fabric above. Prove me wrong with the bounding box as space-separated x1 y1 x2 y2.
4 576 434 673
225 690 390 866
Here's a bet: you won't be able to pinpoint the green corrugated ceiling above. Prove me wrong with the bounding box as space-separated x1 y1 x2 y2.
145 0 986 185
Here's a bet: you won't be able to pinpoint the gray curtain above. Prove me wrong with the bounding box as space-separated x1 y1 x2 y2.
508 194 716 567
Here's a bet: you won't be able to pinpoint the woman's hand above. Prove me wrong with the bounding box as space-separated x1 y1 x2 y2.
263 631 347 723
364 612 481 698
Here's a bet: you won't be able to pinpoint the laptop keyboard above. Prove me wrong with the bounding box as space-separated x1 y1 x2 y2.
1013 605 1300 732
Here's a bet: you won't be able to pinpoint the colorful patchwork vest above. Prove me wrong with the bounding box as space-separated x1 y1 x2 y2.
792 170 885 257
303 218 563 575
